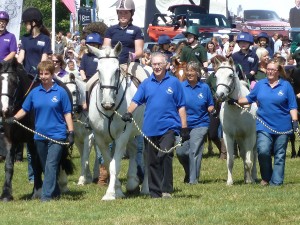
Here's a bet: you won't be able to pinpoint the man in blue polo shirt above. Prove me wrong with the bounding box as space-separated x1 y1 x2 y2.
122 52 190 198
0 11 17 62
232 32 259 82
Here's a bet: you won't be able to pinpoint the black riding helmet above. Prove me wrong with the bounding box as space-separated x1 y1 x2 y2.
22 7 43 25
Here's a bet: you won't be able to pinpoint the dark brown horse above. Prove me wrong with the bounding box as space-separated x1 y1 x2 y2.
171 58 187 82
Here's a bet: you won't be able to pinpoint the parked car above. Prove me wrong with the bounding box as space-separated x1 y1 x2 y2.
236 9 290 36
148 12 239 42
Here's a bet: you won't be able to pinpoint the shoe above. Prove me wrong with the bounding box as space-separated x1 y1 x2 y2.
260 180 268 186
162 192 172 199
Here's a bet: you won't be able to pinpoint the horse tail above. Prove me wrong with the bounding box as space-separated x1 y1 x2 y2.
60 146 75 175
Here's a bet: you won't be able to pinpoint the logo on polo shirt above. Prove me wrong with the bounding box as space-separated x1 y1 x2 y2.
126 29 134 34
37 41 45 46
248 57 254 63
3 39 10 42
278 90 284 96
198 93 204 99
166 87 173 94
51 96 58 102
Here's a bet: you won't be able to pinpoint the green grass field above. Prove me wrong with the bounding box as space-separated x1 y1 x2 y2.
1 143 300 225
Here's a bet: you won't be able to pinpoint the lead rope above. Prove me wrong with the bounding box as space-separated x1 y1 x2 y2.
114 110 183 153
232 102 299 136
13 120 70 145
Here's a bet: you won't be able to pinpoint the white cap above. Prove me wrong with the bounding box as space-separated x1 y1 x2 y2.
221 34 229 39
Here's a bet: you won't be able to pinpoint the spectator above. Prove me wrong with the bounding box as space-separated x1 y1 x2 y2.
221 34 230 57
140 48 151 66
52 54 67 78
205 41 217 69
55 34 65 55
289 0 300 40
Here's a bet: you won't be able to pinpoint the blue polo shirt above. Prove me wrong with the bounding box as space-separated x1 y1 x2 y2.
20 33 52 75
105 23 144 64
132 71 185 136
0 31 17 61
182 80 214 128
246 78 297 134
79 53 98 79
22 83 72 140
232 49 259 76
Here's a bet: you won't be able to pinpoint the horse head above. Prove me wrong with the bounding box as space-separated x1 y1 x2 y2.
214 57 238 102
87 42 122 110
0 58 21 116
172 58 187 82
60 73 84 114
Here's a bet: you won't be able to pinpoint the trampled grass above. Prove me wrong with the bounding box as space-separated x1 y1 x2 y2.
1 143 300 225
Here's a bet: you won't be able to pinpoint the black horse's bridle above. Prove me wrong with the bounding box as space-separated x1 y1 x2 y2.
64 79 82 114
216 66 236 97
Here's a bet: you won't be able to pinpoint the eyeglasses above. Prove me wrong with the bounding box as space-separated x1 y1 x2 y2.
229 45 234 47
151 62 165 67
53 60 59 63
266 68 278 73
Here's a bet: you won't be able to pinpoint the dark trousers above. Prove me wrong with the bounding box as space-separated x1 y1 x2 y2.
145 130 175 198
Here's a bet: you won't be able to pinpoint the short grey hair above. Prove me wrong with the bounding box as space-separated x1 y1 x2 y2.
186 61 202 78
150 51 168 64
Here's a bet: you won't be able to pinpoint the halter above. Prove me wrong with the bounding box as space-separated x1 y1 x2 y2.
95 55 128 141
64 79 82 114
216 66 236 98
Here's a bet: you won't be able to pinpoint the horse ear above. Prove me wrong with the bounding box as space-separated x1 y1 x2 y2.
86 44 102 58
114 41 122 56
228 57 234 66
69 73 75 81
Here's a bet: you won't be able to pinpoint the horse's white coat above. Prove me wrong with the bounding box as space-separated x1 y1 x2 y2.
215 59 257 185
59 74 99 185
88 43 149 200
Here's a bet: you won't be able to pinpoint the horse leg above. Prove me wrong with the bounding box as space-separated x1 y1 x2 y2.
126 138 140 193
92 143 100 182
290 133 296 158
207 135 214 156
1 142 14 201
252 142 258 182
140 141 149 195
58 168 69 193
27 141 43 200
237 138 254 184
223 134 235 185
78 133 93 185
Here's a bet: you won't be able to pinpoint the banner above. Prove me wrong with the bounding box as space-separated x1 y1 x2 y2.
0 0 23 41
61 0 76 15
78 7 92 25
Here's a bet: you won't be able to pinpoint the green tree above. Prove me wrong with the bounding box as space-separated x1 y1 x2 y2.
22 0 71 35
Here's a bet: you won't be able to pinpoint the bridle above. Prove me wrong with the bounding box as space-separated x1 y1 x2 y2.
64 79 82 114
95 55 128 141
216 66 236 98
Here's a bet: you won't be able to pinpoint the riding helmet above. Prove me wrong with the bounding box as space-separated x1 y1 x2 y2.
0 11 9 22
116 0 135 13
183 26 200 38
86 33 103 45
158 35 171 45
257 32 269 43
22 7 43 24
236 32 254 44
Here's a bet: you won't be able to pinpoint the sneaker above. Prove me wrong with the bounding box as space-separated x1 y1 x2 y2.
162 192 172 199
260 180 268 186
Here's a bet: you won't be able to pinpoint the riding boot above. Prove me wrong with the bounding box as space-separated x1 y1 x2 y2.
98 165 109 186
220 138 227 160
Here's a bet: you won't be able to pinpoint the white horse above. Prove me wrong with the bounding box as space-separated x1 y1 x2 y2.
59 73 99 185
214 58 257 185
88 43 149 200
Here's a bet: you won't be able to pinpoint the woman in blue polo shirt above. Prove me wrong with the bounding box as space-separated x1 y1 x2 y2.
7 60 74 201
176 61 216 184
103 0 144 65
232 59 298 186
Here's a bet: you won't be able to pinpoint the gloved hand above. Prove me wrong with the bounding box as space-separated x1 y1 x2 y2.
129 52 136 62
121 112 133 122
228 99 238 105
203 67 208 73
292 120 299 133
5 117 16 124
67 131 74 147
210 109 218 117
180 127 190 143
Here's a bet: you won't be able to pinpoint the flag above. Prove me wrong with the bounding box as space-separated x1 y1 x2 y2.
0 0 23 41
61 0 76 15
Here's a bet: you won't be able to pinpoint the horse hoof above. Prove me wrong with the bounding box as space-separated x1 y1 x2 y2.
102 194 116 201
226 181 233 186
291 154 296 158
127 186 140 195
1 195 13 202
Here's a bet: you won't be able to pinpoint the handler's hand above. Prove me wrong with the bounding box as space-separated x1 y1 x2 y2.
67 131 75 147
292 120 299 133
5 117 16 124
122 112 133 122
180 128 190 143
228 99 238 105
210 109 218 118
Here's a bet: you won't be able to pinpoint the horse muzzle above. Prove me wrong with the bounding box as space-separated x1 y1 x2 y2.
101 102 115 110
214 92 226 102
